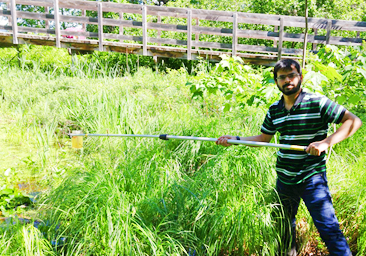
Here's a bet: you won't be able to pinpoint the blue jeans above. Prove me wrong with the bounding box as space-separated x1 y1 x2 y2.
276 172 351 256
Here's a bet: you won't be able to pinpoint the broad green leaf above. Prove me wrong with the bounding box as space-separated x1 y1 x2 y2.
0 188 13 195
189 84 197 93
223 103 231 112
261 85 277 100
192 91 203 99
247 95 255 106
304 71 327 91
349 95 361 104
325 66 343 82
336 95 347 105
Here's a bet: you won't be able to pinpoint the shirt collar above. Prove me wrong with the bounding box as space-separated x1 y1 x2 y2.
278 90 306 110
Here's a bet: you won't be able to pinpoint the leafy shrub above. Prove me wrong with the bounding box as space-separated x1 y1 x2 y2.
187 55 279 112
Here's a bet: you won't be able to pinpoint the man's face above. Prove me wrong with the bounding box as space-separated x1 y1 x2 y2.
275 65 302 96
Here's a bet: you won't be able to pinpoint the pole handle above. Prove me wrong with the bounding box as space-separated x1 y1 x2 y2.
289 145 307 152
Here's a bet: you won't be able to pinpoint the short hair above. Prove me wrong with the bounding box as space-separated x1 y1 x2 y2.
273 59 302 81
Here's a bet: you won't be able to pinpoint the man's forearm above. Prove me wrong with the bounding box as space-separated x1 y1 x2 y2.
324 115 362 147
306 111 362 156
216 133 273 147
237 134 272 143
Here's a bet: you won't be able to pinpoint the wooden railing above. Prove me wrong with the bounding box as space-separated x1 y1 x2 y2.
0 0 365 65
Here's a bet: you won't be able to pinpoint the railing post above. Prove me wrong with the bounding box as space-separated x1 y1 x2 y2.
82 9 86 31
10 0 18 44
142 5 147 56
7 2 12 25
45 6 50 30
326 20 331 45
54 0 60 48
273 26 278 47
119 11 124 42
312 28 318 51
195 18 199 50
277 17 284 61
98 2 103 51
187 9 192 60
157 15 161 46
232 13 238 57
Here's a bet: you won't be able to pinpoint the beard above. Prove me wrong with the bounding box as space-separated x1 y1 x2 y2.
277 80 302 96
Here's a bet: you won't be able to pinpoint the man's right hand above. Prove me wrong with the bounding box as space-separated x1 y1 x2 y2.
216 135 236 147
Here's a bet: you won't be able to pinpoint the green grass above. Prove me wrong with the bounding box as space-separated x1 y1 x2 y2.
0 64 365 255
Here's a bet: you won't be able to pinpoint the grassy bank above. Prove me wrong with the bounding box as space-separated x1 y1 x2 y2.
0 66 365 255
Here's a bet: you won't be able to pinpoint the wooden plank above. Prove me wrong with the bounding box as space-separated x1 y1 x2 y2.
0 10 11 17
142 5 147 56
146 5 189 15
237 44 303 55
60 15 98 24
18 26 55 34
10 0 17 44
149 37 186 46
98 2 103 51
232 13 237 56
54 0 60 48
187 9 192 60
192 40 302 55
193 41 231 50
0 25 12 31
193 26 232 36
16 11 53 21
8 0 54 7
278 17 284 60
103 33 142 42
58 0 98 10
326 19 331 45
147 22 186 32
61 30 97 37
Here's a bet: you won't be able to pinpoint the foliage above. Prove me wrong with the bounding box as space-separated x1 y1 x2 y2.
0 186 32 215
188 55 278 112
304 45 366 110
188 45 366 112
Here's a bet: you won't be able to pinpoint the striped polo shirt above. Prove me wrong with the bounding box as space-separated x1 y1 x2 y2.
261 90 346 185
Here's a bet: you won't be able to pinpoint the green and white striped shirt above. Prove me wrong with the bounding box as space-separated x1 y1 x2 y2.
261 90 346 185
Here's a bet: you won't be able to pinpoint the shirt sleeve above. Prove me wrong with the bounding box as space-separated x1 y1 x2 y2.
261 109 277 135
319 96 346 124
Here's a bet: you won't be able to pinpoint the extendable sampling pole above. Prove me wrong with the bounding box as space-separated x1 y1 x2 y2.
69 131 307 152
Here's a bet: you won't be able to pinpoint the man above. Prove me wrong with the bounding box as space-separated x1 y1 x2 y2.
216 59 362 255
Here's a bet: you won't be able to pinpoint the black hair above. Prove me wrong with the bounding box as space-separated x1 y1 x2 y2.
273 59 302 81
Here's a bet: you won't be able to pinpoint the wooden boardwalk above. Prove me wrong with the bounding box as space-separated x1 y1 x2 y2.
0 0 365 66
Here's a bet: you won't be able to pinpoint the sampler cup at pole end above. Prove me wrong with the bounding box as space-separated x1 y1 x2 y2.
71 130 83 149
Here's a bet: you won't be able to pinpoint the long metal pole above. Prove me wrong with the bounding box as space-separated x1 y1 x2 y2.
69 133 307 152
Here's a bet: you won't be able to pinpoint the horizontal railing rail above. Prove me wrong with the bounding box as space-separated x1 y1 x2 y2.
0 0 365 65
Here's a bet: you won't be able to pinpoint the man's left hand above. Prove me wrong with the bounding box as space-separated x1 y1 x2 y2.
306 141 330 156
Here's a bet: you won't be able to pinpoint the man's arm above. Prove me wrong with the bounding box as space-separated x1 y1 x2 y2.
306 110 363 156
216 133 273 147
